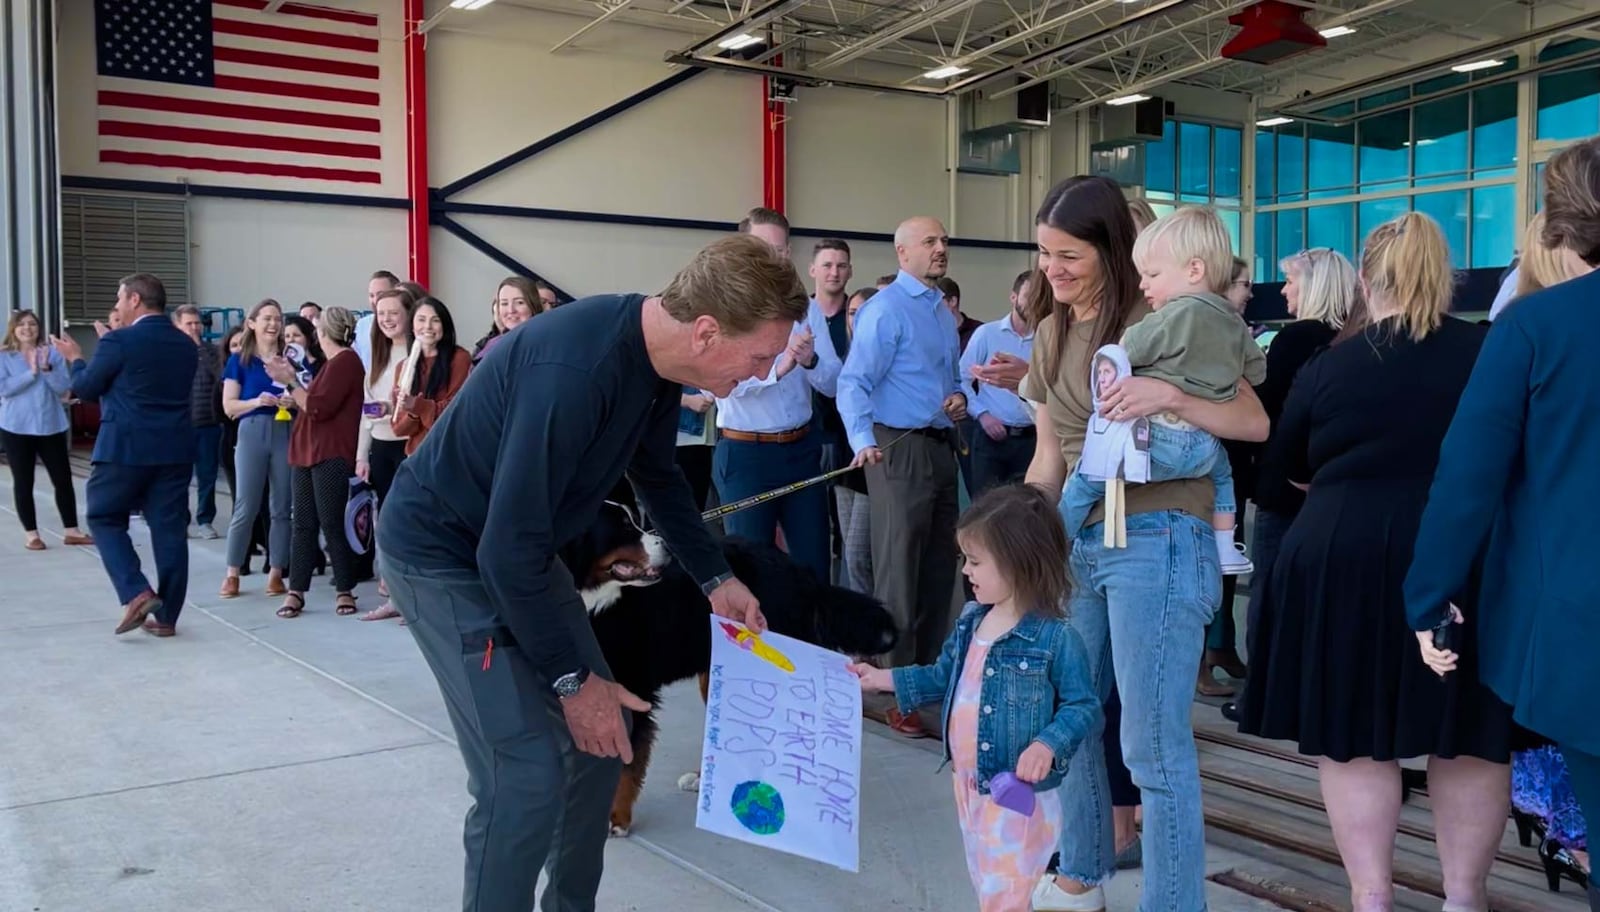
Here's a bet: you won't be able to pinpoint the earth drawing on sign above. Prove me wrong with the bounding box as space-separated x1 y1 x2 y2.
730 780 786 836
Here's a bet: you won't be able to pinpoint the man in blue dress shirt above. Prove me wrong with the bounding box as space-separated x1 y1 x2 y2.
711 209 843 582
836 216 967 706
959 270 1036 495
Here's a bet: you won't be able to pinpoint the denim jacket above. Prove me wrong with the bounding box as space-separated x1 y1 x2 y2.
892 601 1099 794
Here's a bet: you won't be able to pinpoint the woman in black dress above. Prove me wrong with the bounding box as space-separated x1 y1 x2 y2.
1239 212 1514 912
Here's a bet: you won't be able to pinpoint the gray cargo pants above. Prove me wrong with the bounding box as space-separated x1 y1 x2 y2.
380 553 625 912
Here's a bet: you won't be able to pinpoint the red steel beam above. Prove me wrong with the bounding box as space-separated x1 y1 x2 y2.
761 56 785 213
404 0 430 287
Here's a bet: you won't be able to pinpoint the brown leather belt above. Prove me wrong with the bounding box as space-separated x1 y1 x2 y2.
720 424 809 444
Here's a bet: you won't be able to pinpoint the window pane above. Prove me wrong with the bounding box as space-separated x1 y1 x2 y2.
1471 185 1516 268
1218 208 1241 258
1472 83 1516 173
1359 111 1410 190
1179 122 1211 197
1535 161 1548 210
1413 95 1468 178
1359 197 1410 251
1413 190 1469 269
1537 67 1600 141
1358 87 1410 111
1307 123 1356 193
1255 129 1276 203
1276 210 1305 277
1307 203 1356 261
1150 202 1177 221
1254 212 1273 281
1277 126 1306 201
1145 120 1176 194
1214 127 1242 199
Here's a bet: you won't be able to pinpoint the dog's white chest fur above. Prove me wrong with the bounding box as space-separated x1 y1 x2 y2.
584 581 624 613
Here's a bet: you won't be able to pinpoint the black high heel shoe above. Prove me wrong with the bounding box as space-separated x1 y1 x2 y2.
1399 767 1428 804
1538 837 1590 893
1511 808 1546 848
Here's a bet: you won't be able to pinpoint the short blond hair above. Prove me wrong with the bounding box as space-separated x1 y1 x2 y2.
660 234 809 334
1359 211 1453 341
1278 247 1359 329
1132 206 1235 296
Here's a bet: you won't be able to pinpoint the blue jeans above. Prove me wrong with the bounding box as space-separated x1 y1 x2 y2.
1053 508 1220 912
192 424 223 526
1060 423 1234 535
712 434 831 583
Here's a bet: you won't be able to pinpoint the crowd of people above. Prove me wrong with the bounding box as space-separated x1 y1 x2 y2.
3 134 1598 912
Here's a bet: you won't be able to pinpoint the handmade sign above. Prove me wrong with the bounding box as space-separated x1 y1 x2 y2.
695 617 863 872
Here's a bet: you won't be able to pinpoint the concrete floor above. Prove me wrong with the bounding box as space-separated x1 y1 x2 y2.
0 466 1287 911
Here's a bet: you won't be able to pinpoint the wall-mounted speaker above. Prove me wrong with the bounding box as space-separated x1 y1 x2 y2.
1015 81 1050 126
1134 97 1174 139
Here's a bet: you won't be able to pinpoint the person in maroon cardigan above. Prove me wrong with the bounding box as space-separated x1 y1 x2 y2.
266 305 366 619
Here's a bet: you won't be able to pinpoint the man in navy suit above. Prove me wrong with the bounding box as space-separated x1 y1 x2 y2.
52 274 197 637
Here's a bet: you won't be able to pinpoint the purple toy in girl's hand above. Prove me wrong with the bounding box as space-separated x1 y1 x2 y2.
989 772 1035 816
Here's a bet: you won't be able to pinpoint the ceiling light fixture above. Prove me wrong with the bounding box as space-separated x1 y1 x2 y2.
1319 25 1356 38
449 0 495 8
1451 58 1505 73
1106 94 1150 106
1256 116 1294 127
717 33 764 50
923 65 970 79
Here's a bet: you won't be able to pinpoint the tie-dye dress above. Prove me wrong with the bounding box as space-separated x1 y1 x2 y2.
948 636 1064 911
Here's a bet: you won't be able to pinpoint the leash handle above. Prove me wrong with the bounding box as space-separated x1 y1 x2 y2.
699 423 926 523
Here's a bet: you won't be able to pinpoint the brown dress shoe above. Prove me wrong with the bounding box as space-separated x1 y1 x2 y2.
886 708 930 738
264 569 287 597
218 575 240 599
62 533 94 546
142 618 176 638
116 590 162 635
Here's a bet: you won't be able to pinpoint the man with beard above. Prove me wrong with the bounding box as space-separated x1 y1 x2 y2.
836 217 967 733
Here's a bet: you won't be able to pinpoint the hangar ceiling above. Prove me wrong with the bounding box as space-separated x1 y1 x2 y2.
471 0 1600 108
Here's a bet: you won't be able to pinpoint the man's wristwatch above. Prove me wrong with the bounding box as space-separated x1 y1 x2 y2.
701 571 735 597
802 352 820 370
551 666 591 699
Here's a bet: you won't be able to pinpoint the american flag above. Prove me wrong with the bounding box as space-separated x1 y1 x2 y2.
93 0 383 185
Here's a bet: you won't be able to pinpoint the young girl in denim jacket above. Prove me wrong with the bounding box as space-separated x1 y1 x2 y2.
852 483 1099 911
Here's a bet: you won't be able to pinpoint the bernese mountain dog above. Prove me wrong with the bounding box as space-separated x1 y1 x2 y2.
562 484 898 836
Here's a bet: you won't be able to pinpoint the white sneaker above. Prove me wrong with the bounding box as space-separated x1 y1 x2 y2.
201 524 220 540
186 524 200 539
1219 540 1254 576
1031 876 1106 912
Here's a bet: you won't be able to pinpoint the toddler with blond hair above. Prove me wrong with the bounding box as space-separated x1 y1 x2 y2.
1059 205 1265 574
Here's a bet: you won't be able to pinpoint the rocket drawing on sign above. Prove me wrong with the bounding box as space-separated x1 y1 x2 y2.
719 622 796 673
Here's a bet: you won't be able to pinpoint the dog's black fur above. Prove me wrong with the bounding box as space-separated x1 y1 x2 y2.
561 484 898 834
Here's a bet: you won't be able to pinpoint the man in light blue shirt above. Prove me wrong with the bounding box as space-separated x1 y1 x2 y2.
712 209 843 582
352 269 399 371
835 216 967 694
960 270 1036 495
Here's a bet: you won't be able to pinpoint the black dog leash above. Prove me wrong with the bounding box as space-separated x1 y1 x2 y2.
700 412 969 523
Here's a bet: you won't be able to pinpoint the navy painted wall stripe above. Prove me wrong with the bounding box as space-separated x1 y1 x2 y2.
432 199 1036 251
61 175 411 209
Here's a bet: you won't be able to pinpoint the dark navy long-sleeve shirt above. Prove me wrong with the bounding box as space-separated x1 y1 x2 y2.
379 294 731 678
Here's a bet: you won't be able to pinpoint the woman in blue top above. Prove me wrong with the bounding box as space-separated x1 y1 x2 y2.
0 310 92 550
218 299 294 599
1406 137 1600 904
